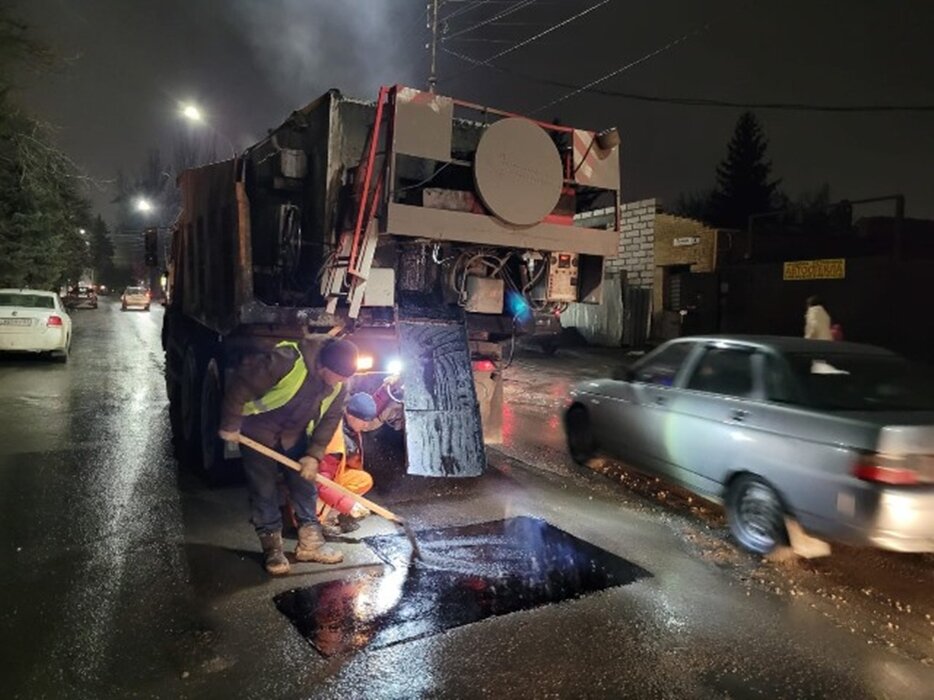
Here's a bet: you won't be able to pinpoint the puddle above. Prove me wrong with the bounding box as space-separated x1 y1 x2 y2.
274 516 650 656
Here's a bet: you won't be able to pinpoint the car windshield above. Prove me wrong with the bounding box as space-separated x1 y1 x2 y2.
126 287 146 294
0 293 54 309
786 352 934 411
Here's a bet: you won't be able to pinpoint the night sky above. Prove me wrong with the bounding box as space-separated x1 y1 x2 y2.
11 0 934 220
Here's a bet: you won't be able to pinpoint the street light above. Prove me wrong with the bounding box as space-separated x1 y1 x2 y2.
135 197 154 214
180 103 203 123
177 100 236 157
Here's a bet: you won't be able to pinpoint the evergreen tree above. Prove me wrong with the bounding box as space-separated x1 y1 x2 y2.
0 6 92 289
673 189 715 222
708 112 780 229
88 214 115 283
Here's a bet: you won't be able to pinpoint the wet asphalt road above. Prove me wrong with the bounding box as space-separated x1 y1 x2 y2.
1 302 932 699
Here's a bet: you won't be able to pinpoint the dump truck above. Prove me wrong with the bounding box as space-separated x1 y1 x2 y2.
162 84 620 483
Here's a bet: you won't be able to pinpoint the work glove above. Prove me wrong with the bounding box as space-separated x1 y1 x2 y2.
298 456 319 482
350 502 370 520
218 429 240 443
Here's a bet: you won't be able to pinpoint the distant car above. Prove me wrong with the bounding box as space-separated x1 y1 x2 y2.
518 310 563 355
564 336 934 555
0 289 72 361
64 284 97 309
121 286 150 311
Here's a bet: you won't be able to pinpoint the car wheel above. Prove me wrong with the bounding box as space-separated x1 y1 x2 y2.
540 341 559 356
121 304 127 311
564 404 597 465
52 349 68 363
726 474 788 555
144 305 150 312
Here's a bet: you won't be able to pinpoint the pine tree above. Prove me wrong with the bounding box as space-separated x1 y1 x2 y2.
709 112 780 229
88 214 115 283
0 6 91 289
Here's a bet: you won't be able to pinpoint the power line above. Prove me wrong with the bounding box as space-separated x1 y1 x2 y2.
443 0 611 85
482 0 610 65
444 0 539 41
441 0 492 24
448 59 934 113
529 18 718 114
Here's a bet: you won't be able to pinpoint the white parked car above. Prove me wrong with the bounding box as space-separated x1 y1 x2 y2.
121 286 150 311
0 289 72 361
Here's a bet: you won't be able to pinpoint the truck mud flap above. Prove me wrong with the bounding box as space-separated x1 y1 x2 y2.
397 296 485 477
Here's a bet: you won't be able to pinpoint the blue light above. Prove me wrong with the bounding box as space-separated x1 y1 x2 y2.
506 291 532 322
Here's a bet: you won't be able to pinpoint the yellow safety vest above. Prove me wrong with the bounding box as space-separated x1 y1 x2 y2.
242 341 307 415
241 340 342 435
324 419 347 456
306 384 342 436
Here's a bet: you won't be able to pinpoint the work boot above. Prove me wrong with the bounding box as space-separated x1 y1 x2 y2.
320 512 342 538
258 532 290 576
337 513 360 533
295 523 344 564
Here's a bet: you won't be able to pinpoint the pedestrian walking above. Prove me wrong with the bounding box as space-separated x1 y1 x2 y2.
804 296 833 340
218 336 359 575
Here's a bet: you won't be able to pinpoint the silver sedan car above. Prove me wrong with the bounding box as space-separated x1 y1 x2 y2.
564 336 934 555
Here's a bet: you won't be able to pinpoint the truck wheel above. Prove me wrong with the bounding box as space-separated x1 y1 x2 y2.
167 373 183 447
180 346 203 468
200 358 239 485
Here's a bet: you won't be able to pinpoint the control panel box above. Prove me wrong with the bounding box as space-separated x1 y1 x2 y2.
545 252 579 302
465 276 505 314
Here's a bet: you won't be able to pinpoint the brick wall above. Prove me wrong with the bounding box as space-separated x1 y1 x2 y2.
605 198 656 288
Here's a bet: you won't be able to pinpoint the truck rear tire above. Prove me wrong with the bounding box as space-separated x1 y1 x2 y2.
200 357 240 485
179 346 203 468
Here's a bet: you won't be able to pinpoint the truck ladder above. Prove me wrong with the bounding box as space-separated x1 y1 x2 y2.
323 86 393 318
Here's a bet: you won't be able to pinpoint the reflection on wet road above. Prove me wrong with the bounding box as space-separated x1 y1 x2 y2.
0 302 186 697
1 309 932 698
276 516 649 656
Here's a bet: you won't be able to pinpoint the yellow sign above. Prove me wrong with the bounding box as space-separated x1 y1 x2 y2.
783 258 846 281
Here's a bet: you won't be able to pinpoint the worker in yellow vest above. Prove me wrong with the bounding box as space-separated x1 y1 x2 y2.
218 336 358 575
317 393 379 535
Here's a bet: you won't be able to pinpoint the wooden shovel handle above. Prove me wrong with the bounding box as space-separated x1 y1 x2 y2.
235 433 403 525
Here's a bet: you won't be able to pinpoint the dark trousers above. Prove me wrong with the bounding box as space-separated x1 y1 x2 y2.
242 438 318 535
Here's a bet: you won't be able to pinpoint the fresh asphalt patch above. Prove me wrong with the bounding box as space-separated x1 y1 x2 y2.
274 515 651 656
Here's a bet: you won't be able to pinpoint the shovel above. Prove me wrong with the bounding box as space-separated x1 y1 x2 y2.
235 434 422 560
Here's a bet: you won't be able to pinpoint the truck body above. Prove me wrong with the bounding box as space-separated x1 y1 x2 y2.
162 85 620 482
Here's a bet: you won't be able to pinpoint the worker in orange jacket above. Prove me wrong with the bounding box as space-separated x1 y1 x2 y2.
317 393 379 535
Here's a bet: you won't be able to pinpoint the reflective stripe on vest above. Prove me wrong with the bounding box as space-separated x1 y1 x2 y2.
241 341 307 416
305 382 343 436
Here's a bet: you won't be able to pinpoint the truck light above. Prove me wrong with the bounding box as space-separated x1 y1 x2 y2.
386 358 403 376
357 354 375 371
473 359 495 372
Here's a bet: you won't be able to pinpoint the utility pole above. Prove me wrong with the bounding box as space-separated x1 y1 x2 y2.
428 0 439 92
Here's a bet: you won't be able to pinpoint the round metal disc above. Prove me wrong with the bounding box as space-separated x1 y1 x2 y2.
474 118 563 226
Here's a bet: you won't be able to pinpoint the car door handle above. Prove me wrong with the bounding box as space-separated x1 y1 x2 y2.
730 409 749 422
